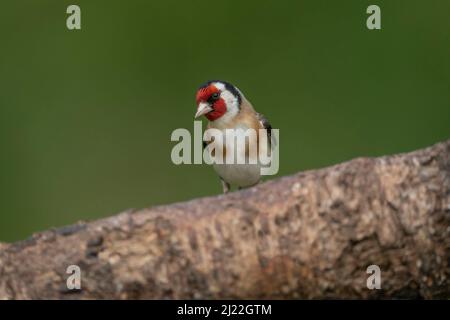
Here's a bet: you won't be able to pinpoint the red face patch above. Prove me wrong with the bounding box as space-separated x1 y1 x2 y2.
196 84 227 121
205 98 226 121
196 85 219 105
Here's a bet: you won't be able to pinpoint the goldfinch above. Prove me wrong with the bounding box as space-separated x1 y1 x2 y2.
195 80 274 193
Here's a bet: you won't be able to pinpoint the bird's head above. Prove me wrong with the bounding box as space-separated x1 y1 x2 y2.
195 80 242 122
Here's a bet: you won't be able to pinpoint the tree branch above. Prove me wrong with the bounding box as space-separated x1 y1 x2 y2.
1 139 449 299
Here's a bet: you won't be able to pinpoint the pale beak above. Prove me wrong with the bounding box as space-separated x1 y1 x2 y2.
195 102 213 119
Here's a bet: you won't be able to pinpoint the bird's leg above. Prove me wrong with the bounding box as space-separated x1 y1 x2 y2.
221 178 230 194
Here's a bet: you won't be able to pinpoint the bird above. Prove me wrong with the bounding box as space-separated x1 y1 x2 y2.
194 80 274 193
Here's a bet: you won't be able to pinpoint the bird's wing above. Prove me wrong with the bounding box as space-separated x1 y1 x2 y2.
256 112 276 148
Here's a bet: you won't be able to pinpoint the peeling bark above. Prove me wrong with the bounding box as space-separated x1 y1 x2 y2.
0 139 449 299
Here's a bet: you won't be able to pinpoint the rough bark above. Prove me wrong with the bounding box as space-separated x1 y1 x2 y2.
0 140 449 299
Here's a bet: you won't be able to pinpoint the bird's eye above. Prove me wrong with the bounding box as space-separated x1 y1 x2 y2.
211 92 220 100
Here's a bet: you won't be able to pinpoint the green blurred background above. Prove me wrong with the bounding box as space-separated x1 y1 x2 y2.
0 0 449 242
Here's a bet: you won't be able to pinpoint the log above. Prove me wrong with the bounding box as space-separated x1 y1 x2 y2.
0 139 449 299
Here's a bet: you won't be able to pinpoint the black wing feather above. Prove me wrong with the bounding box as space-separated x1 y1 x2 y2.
257 113 275 148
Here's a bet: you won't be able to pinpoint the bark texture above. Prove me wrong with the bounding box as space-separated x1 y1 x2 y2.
0 140 449 299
